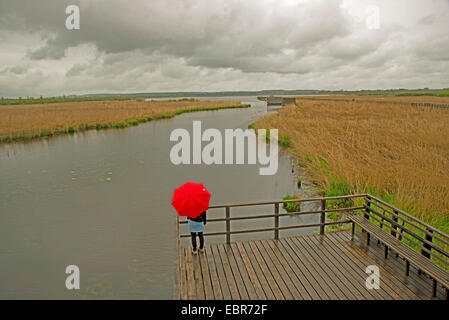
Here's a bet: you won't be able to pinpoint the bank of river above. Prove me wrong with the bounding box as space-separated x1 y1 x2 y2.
0 96 318 299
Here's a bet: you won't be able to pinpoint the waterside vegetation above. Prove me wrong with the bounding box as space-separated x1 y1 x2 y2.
0 99 250 143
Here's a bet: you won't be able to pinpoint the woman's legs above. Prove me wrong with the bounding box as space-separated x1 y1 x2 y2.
198 232 204 249
190 232 197 250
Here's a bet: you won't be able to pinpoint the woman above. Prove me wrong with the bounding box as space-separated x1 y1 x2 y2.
188 211 206 254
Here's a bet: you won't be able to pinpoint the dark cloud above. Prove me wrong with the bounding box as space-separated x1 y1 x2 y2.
0 0 448 97
28 40 66 60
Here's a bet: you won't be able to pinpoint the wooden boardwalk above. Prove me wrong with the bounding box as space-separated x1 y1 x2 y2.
176 231 446 300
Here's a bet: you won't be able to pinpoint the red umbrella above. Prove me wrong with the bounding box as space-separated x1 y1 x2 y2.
172 182 211 218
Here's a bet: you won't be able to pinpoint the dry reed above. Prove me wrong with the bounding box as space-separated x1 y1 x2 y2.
0 99 242 137
256 97 449 230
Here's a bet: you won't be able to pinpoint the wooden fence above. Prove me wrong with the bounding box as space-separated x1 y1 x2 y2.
177 194 365 242
363 195 449 268
175 194 449 268
294 97 449 109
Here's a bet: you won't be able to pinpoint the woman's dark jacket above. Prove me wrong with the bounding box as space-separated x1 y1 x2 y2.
187 211 207 225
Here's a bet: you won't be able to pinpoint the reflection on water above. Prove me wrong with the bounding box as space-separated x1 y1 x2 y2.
0 96 318 299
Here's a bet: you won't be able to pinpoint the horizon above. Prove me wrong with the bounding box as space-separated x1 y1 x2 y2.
3 87 449 100
1 0 449 97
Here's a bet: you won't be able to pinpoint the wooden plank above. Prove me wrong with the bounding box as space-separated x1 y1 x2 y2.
326 232 402 300
301 234 367 300
335 234 428 300
223 244 250 300
185 247 196 299
349 231 445 299
178 229 445 300
173 216 180 300
246 241 285 299
289 236 347 299
192 251 205 299
253 240 295 299
278 238 327 299
351 215 449 283
320 233 393 300
229 243 258 299
340 232 421 300
352 231 444 298
361 208 449 269
296 235 360 299
260 239 304 299
329 232 420 300
210 245 232 300
284 237 339 299
180 247 188 300
238 242 276 300
307 234 379 300
234 242 268 300
217 244 241 300
205 244 223 300
265 239 316 300
198 249 214 300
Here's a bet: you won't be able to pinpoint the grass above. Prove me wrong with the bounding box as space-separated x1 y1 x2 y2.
282 195 300 213
0 99 250 143
255 96 449 233
395 90 449 97
278 135 291 148
247 122 292 147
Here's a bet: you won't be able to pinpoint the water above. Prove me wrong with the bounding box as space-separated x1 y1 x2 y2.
0 96 318 299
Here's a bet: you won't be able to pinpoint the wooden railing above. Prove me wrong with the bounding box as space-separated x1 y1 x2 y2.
176 194 366 244
295 97 449 109
363 195 449 268
176 194 449 269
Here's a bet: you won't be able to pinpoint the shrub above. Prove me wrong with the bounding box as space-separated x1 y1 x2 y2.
248 122 256 130
282 195 300 213
279 135 291 148
127 119 139 126
326 178 353 209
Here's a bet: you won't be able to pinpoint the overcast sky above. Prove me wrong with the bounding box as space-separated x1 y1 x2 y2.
0 0 448 97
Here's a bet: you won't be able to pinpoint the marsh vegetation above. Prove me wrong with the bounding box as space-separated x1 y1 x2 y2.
255 96 449 233
0 99 249 142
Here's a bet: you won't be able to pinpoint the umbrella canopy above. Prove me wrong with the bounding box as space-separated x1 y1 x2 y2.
171 182 211 218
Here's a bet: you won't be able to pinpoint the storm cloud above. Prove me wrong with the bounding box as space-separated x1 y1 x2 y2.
0 0 448 97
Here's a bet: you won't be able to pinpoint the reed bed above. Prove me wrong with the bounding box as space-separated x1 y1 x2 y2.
255 97 449 231
0 99 247 142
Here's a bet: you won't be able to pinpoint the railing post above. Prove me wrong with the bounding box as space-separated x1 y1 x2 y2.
226 206 231 245
364 195 371 220
398 220 405 241
320 199 326 235
274 203 279 240
422 228 433 260
391 210 399 238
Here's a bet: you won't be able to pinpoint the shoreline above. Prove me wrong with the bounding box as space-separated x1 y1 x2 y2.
0 103 250 144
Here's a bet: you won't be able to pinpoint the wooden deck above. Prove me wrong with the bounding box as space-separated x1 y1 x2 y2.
176 231 446 300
